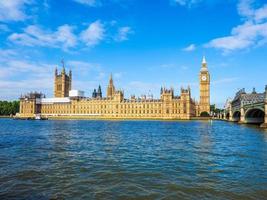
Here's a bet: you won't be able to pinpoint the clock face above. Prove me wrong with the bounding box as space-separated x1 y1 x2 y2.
202 75 207 81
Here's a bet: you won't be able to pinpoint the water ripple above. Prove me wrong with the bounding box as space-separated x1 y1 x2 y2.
0 119 267 199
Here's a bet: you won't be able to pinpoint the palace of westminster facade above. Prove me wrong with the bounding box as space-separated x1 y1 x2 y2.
19 57 210 120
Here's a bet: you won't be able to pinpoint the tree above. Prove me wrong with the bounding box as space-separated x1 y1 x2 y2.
210 104 224 117
0 101 20 116
200 111 210 117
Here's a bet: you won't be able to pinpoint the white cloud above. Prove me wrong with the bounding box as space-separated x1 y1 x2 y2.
8 20 132 50
0 57 53 80
80 20 105 46
254 4 267 22
237 0 254 18
56 25 78 50
115 26 133 42
206 0 267 53
0 75 55 101
0 54 55 99
8 24 77 50
0 49 17 57
182 44 196 51
67 60 101 73
0 0 33 22
67 60 106 83
237 0 267 22
73 0 98 6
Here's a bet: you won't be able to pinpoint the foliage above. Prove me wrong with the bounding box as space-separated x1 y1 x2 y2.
210 104 223 116
0 101 20 116
200 111 210 117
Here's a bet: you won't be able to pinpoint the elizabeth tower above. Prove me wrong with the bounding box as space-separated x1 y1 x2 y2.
199 56 210 115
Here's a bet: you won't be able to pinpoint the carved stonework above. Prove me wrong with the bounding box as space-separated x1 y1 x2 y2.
199 56 210 115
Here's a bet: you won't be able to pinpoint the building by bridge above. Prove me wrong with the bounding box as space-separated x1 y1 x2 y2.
18 57 211 120
221 87 267 128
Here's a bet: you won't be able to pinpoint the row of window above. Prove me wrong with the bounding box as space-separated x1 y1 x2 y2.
42 102 188 110
41 108 188 114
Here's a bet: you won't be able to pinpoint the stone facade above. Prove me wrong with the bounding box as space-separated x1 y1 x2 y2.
54 66 72 98
199 56 210 115
18 58 210 120
19 92 44 118
107 74 115 98
222 86 266 127
19 88 196 120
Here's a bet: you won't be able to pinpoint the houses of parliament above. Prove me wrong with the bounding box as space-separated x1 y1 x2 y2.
18 57 210 120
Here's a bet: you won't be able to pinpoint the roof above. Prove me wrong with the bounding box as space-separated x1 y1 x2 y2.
39 97 71 104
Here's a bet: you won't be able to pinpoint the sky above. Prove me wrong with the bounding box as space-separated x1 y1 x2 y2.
0 0 267 107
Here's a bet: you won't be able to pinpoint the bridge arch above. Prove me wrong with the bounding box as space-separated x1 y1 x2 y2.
232 111 241 122
225 112 230 120
245 108 265 124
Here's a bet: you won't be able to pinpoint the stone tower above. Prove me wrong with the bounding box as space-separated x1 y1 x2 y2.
97 85 102 98
107 74 115 98
54 62 72 98
199 56 210 115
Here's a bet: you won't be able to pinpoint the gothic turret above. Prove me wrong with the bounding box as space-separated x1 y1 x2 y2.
107 74 115 98
54 60 72 97
92 89 97 98
97 85 102 98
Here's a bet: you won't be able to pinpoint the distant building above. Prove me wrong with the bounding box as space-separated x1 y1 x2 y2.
54 64 72 98
19 57 211 120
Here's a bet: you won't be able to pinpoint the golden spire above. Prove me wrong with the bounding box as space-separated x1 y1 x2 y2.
201 56 208 71
109 73 113 85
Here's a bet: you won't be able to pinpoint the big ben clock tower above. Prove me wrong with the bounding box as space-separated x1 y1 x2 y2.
199 56 210 115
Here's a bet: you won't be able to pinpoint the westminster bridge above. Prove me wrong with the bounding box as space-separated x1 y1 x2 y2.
219 86 267 128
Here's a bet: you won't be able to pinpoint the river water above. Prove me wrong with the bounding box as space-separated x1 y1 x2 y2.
0 119 267 199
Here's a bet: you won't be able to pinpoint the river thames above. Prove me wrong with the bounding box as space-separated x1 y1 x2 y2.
0 119 266 199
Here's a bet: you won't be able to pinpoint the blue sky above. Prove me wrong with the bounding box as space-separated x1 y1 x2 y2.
0 0 267 107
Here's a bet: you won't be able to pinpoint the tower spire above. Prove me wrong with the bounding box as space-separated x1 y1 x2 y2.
202 55 206 65
107 73 115 98
109 73 113 84
61 59 65 74
201 56 208 71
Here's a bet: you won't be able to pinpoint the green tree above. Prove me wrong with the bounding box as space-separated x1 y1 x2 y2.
200 111 210 117
0 101 20 116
